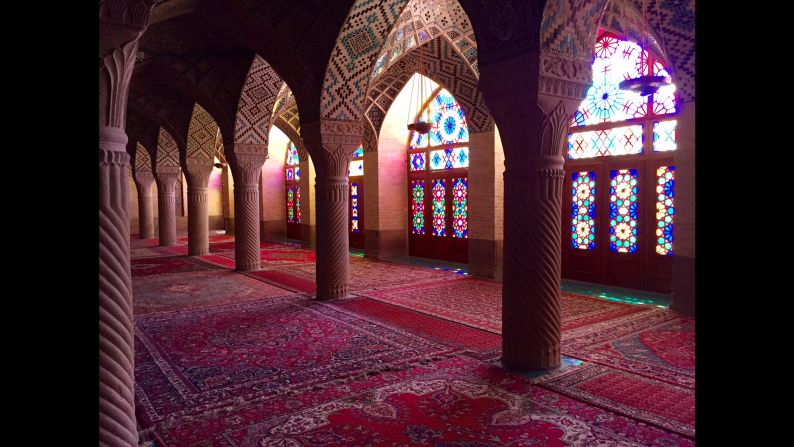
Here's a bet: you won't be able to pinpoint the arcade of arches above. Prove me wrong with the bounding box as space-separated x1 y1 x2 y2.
100 0 696 445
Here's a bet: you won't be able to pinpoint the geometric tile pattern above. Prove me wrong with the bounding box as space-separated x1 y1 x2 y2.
234 55 284 147
135 142 153 173
362 35 492 153
541 0 694 102
186 103 219 160
541 0 609 61
370 0 478 80
270 82 292 120
156 127 181 168
320 0 409 121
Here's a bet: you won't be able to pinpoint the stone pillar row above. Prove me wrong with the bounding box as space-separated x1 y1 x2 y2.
155 166 180 247
185 158 214 256
134 171 155 239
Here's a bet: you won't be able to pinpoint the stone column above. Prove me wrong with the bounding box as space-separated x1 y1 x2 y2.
671 101 695 315
99 126 138 447
302 119 363 300
155 167 180 246
227 148 267 271
185 158 214 256
478 49 588 371
134 171 155 238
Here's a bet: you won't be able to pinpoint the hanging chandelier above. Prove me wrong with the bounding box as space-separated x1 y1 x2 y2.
617 0 670 97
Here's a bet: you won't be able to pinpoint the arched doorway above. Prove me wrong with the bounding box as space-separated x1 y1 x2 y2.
407 84 470 263
562 31 678 293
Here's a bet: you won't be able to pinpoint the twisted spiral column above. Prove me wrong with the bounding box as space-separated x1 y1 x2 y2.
228 151 267 271
185 159 214 256
155 168 180 247
315 176 350 300
502 164 564 370
98 126 138 447
134 172 155 239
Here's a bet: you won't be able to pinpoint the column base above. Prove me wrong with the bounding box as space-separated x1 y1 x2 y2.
189 248 210 256
159 241 177 247
235 261 260 272
315 284 350 301
140 232 154 239
501 345 561 372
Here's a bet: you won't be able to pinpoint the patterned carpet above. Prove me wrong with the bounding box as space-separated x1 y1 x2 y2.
132 270 295 315
135 297 692 447
259 257 465 292
131 240 695 445
356 277 658 335
131 256 213 277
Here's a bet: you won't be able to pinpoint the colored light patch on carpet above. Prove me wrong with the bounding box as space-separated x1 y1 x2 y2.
131 256 212 277
357 277 656 334
134 297 459 430
538 364 695 438
130 247 168 259
132 270 294 315
130 237 159 249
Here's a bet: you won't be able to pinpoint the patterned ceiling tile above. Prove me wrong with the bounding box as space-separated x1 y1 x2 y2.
156 127 181 168
234 56 284 146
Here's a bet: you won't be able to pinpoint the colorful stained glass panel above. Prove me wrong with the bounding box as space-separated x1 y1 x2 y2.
571 171 596 250
287 187 295 223
349 159 364 177
411 180 425 235
656 166 675 255
568 125 643 159
286 142 300 166
294 167 301 180
609 169 639 253
410 153 426 171
428 147 469 170
653 120 677 152
353 145 364 158
351 182 360 233
432 179 446 237
295 186 301 224
285 168 294 181
452 177 468 238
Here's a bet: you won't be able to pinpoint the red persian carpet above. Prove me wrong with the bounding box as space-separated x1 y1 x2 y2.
131 256 213 277
218 247 317 265
132 270 296 315
256 257 465 293
135 297 693 446
356 277 658 334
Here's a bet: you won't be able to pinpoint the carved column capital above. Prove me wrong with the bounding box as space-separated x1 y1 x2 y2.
227 151 267 186
99 38 139 128
154 166 181 190
538 52 592 104
302 119 363 178
133 170 154 189
185 158 214 188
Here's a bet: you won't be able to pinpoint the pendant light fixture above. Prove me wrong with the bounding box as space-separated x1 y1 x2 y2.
618 0 670 96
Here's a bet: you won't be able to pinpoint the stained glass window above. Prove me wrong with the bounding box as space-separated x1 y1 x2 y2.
286 142 300 166
568 33 678 160
656 166 675 255
452 177 468 239
568 126 642 159
349 145 364 177
407 82 469 254
295 187 301 223
287 186 296 223
571 172 596 250
351 182 360 233
653 121 677 152
411 180 425 235
285 141 301 226
609 169 638 253
432 179 446 237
